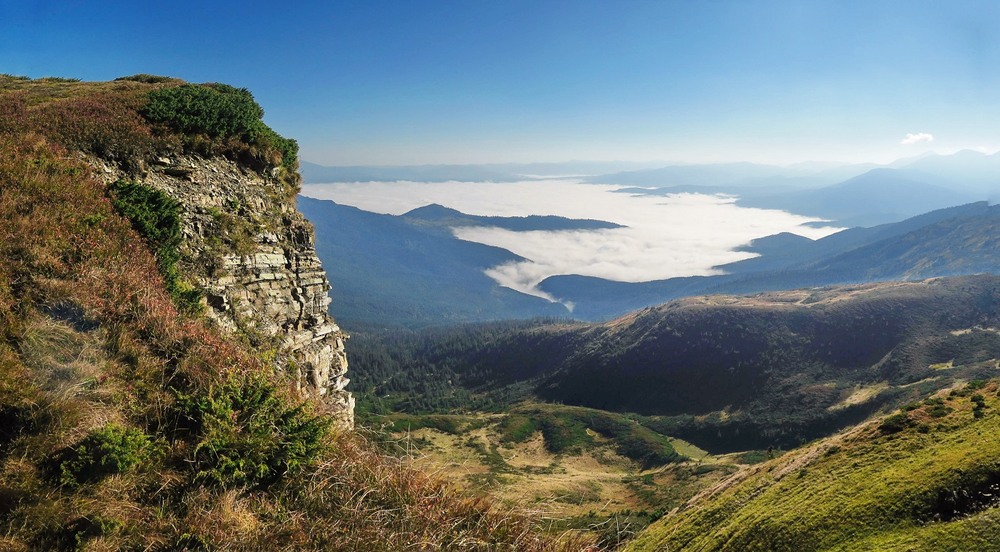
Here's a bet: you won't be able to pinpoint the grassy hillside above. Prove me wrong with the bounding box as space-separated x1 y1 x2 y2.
351 277 1000 452
0 75 593 550
627 379 1000 551
370 404 752 549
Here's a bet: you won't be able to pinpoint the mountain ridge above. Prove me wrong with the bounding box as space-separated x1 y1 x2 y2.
350 275 1000 452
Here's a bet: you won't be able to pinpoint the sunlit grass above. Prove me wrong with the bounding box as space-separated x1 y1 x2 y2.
628 380 1000 551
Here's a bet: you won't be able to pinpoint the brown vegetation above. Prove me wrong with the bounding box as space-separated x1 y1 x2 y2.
0 76 597 550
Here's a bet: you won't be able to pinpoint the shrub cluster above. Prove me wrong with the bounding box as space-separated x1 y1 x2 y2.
114 74 181 84
878 412 911 434
143 84 265 141
175 375 330 489
53 424 158 488
972 393 987 418
142 83 299 173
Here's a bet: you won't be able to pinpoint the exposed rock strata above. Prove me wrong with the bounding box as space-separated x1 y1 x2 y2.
90 154 353 427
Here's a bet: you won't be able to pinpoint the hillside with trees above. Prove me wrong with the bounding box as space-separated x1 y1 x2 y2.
352 276 1000 452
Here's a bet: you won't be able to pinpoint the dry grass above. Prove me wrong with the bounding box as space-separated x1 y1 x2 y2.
0 80 599 550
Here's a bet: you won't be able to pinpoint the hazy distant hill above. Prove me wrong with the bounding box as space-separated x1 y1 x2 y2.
540 202 1000 319
721 201 997 274
594 151 996 226
298 197 577 329
300 161 521 183
738 168 976 226
402 203 623 232
589 161 799 188
802 206 999 279
300 160 661 183
615 166 978 227
895 149 1000 198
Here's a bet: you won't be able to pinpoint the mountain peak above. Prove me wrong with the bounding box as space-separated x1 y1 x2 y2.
403 203 466 219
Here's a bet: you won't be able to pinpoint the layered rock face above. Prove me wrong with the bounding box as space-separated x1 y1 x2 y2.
91 155 354 427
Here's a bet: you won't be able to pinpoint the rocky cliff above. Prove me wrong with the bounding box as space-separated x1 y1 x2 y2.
90 154 354 426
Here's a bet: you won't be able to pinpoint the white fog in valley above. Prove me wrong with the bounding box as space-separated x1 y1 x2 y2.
301 180 843 302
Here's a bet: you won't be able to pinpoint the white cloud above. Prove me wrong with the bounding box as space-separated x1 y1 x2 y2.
301 180 843 301
901 132 934 145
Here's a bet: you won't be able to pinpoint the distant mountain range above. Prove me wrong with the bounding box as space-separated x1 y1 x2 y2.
588 149 999 200
609 162 986 227
736 168 977 227
540 202 999 319
301 149 997 327
302 193 998 328
300 160 663 183
305 150 998 227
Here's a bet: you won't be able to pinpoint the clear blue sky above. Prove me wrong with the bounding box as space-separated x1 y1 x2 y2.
4 1 1000 165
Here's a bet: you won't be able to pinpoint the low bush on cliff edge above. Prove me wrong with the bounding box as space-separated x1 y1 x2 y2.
0 74 300 195
143 82 300 176
143 83 265 141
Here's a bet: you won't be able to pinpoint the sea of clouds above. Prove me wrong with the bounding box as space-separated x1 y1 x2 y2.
301 179 842 302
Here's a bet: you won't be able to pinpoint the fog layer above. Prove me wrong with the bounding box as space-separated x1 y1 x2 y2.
302 180 842 302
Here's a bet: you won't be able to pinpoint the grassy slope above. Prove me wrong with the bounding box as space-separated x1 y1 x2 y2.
0 75 594 551
627 380 1000 551
371 405 747 549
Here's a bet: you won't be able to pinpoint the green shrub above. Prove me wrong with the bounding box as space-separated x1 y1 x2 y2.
143 83 264 140
108 180 202 313
114 74 178 84
37 77 81 83
879 412 911 434
927 403 953 418
175 375 329 489
498 414 541 443
257 125 299 169
972 394 987 419
141 83 298 173
53 424 157 487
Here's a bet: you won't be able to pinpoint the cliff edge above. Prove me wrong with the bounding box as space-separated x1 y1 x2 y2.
90 153 354 426
0 73 353 426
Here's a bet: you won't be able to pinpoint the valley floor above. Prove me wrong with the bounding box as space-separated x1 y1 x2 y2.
368 407 775 547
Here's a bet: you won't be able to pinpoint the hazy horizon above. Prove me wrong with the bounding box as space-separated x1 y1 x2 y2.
300 147 999 171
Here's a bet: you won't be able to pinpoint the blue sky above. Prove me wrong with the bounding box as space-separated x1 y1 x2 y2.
4 1 1000 165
